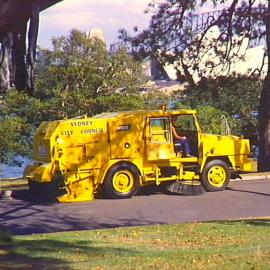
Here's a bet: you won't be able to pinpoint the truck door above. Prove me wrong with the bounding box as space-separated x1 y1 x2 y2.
173 114 199 157
145 117 175 161
109 116 140 159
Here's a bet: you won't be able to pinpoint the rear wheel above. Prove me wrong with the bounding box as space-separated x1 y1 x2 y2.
103 163 139 199
201 160 230 192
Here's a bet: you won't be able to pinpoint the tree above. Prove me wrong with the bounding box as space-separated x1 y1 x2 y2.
35 29 146 117
124 0 270 171
0 90 52 163
0 116 30 165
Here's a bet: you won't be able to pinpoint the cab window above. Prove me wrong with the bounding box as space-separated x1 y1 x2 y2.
173 115 196 131
150 117 171 143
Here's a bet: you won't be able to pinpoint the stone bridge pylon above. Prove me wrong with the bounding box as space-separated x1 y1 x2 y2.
0 0 62 94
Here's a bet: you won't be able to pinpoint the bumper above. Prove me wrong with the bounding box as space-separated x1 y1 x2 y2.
240 158 257 172
24 162 54 183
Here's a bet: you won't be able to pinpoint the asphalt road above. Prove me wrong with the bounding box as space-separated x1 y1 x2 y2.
0 179 269 235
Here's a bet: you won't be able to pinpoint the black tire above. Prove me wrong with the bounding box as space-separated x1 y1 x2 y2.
103 163 139 199
201 160 230 192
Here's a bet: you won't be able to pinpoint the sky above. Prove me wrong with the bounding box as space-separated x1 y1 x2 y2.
38 0 267 49
38 0 151 48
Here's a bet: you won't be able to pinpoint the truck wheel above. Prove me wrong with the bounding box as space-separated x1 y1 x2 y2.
201 160 230 192
104 164 139 199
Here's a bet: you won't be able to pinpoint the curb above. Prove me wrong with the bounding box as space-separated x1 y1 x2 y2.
238 172 270 181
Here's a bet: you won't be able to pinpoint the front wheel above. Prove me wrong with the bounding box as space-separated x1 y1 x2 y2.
201 160 230 192
103 163 139 199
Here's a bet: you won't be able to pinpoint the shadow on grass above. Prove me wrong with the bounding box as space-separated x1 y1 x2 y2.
207 218 270 227
0 228 140 270
244 219 270 227
0 229 69 270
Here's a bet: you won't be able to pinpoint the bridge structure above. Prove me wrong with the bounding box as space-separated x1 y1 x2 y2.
110 7 267 81
0 0 62 93
110 7 266 54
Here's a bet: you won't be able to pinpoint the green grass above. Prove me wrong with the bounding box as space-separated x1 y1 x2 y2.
1 220 270 269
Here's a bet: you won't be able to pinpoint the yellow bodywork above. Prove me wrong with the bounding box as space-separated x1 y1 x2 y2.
199 133 253 172
24 109 255 202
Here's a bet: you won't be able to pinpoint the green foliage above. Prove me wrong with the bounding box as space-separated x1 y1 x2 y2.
0 89 53 163
35 29 146 117
142 90 171 110
178 76 261 141
183 76 261 116
4 90 52 125
0 115 30 164
196 105 239 135
95 94 144 113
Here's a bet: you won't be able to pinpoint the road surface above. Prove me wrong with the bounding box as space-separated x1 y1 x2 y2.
0 179 269 235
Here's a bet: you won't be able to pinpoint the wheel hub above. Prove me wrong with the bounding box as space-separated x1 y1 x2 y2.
113 170 134 193
208 166 226 187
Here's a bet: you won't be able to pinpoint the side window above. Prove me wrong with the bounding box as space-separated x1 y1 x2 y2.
150 117 171 143
174 115 196 131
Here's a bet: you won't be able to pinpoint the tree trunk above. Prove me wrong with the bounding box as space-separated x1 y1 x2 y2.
0 32 13 91
0 43 10 91
26 3 40 95
258 3 270 171
12 21 28 91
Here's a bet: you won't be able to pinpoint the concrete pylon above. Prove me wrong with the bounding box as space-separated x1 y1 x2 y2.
86 28 106 44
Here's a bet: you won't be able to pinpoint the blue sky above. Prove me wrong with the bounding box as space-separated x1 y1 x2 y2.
38 0 151 48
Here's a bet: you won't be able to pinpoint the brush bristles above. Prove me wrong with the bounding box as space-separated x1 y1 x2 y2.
166 181 205 196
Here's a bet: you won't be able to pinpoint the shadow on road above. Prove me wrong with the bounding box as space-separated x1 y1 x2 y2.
136 185 164 196
96 184 166 200
227 187 270 197
11 189 58 204
1 189 167 235
2 182 269 236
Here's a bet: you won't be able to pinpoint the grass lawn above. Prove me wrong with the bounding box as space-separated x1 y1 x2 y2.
1 219 270 270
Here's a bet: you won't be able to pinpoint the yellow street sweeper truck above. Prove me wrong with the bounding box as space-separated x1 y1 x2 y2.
24 108 255 202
